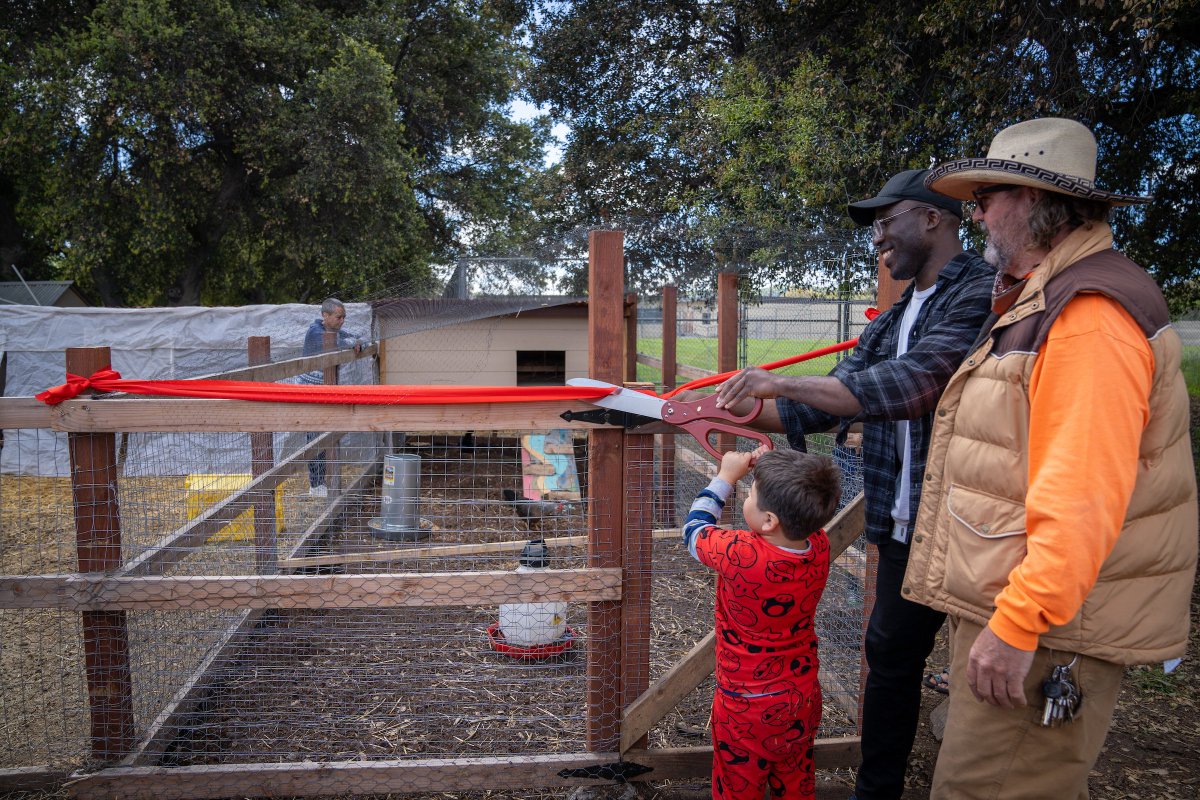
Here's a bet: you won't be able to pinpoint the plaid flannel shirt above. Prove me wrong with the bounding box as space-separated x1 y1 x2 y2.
777 251 994 544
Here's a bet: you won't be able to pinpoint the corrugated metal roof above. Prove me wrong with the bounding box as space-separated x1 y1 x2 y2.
372 295 586 337
0 281 83 307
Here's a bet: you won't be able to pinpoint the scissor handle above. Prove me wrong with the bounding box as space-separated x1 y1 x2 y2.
661 395 772 461
660 393 762 426
681 419 775 461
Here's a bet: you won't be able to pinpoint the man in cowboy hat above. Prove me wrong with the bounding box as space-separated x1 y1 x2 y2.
905 118 1197 798
715 168 994 800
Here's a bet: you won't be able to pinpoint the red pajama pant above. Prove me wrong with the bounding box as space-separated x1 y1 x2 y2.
710 680 821 800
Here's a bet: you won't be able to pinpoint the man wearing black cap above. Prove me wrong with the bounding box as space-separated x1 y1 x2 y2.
716 168 994 800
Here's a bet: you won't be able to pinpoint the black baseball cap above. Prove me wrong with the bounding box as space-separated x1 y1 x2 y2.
847 168 964 226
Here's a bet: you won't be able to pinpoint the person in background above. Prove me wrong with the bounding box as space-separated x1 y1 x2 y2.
907 117 1197 798
300 297 362 498
683 444 841 800
715 169 994 800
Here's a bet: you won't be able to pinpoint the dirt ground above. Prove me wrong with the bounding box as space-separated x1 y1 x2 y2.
3 407 1199 800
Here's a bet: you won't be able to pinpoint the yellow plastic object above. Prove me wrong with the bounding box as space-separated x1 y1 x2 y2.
185 473 284 543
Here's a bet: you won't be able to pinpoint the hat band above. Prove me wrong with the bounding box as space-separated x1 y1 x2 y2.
928 157 1150 204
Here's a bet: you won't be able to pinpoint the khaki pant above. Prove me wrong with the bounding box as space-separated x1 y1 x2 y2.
932 618 1124 800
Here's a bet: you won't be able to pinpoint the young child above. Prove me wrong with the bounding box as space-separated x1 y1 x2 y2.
683 444 841 800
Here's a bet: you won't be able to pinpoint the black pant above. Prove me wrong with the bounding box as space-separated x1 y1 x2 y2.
854 539 946 800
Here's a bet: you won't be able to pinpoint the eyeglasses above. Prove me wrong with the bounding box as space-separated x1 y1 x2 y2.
871 206 937 238
971 184 1019 214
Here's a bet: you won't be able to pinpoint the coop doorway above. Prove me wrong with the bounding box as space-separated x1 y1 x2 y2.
516 350 566 386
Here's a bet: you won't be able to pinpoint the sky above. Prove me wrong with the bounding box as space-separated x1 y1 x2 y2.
509 99 568 167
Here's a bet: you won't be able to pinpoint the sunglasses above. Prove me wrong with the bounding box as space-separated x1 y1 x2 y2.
871 205 938 238
971 184 1020 214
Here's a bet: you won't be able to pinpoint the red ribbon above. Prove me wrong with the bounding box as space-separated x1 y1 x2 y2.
37 370 618 406
661 306 879 398
35 369 125 404
36 316 878 407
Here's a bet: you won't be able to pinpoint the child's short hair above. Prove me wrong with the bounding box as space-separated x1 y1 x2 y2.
752 448 841 541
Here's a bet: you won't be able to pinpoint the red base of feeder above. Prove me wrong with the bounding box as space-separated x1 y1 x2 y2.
487 622 575 660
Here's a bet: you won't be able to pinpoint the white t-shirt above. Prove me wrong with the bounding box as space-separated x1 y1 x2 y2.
891 283 938 543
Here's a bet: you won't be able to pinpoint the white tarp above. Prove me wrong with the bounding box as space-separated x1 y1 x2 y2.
2 302 374 477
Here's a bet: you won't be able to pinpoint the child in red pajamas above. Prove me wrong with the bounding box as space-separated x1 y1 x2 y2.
683 445 840 800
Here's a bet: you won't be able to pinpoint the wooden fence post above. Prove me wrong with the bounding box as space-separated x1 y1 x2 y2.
248 337 278 575
66 346 135 763
587 230 625 752
659 285 678 527
624 292 638 384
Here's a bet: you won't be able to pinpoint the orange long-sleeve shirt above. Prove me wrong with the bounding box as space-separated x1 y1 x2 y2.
988 292 1155 651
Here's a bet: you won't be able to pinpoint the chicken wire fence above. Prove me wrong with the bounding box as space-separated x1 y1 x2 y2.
1 427 867 776
1 422 600 770
629 287 873 747
1 258 877 794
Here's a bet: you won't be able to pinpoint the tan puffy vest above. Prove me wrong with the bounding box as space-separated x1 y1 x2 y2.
904 230 1197 664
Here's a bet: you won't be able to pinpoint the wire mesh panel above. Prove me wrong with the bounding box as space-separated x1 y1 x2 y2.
1 424 617 773
632 283 875 748
633 432 867 745
1 251 878 794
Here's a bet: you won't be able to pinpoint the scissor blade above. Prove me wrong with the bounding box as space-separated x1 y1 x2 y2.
566 378 668 420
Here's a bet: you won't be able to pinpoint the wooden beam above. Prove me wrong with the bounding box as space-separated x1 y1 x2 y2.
659 284 678 528
716 273 738 456
717 273 738 377
621 629 715 753
2 346 379 431
624 292 638 383
118 432 342 577
825 492 865 562
279 528 683 570
0 568 622 611
66 346 135 763
47 399 606 433
0 396 52 429
661 285 678 391
71 752 624 799
247 337 278 575
190 343 378 384
281 458 381 563
876 251 909 313
676 361 716 380
72 742 863 799
624 737 861 777
587 229 626 754
619 640 861 754
0 766 68 792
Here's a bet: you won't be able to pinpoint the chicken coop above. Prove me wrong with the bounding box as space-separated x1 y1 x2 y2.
0 232 873 798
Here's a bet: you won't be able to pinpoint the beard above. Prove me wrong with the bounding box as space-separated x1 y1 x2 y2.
983 240 1005 269
981 222 1026 276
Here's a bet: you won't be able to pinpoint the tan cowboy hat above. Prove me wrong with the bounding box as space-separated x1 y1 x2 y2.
925 118 1151 206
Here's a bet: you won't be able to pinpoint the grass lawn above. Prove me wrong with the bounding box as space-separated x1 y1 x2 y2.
635 337 852 386
1183 345 1199 397
638 340 1200 396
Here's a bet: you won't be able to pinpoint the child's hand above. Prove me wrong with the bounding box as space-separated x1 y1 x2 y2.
716 446 765 484
716 444 773 484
